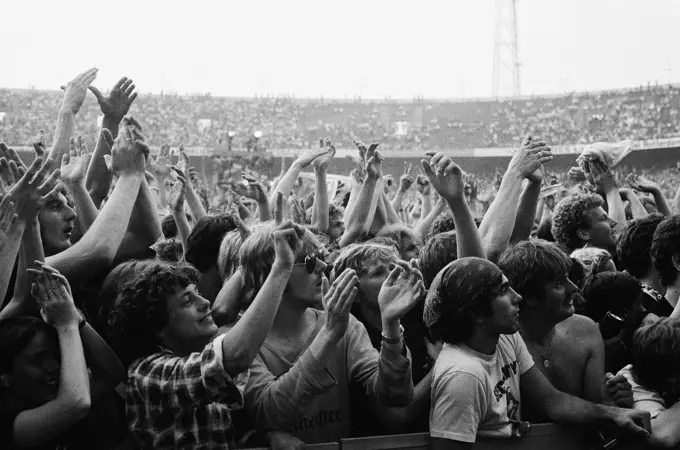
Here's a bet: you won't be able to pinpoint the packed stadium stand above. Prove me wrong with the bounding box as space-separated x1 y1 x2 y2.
2 82 680 150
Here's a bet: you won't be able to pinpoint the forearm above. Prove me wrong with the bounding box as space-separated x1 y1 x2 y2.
48 109 75 162
185 184 207 221
47 173 143 278
212 270 244 326
479 170 523 262
115 180 162 262
269 162 302 210
391 191 405 211
79 323 125 400
222 263 291 376
510 181 541 244
447 195 485 258
172 207 192 252
156 179 168 210
85 125 115 205
625 192 649 219
415 198 445 238
648 400 680 448
651 188 672 217
370 319 414 407
312 169 329 232
546 391 617 427
373 369 432 431
340 177 380 247
257 199 272 222
65 183 98 232
56 325 91 408
382 191 402 226
604 185 626 225
343 183 363 223
420 193 432 220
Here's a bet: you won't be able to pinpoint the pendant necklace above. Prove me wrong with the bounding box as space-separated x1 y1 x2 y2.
520 328 554 368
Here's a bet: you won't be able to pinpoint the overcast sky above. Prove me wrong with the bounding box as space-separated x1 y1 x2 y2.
2 0 679 99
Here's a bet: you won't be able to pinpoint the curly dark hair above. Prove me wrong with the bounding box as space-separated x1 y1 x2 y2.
0 317 56 375
108 261 199 366
651 215 680 287
427 212 455 241
185 214 236 272
551 193 604 252
617 214 664 279
154 238 184 263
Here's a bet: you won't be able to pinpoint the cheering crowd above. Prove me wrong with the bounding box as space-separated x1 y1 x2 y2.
2 68 680 450
2 81 680 151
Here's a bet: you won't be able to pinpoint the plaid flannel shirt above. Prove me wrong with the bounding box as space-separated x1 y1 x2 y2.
125 334 249 449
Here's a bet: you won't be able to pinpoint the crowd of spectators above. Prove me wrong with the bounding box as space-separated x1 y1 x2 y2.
2 82 680 150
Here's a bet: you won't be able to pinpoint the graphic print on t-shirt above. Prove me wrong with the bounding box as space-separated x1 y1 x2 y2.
492 360 520 422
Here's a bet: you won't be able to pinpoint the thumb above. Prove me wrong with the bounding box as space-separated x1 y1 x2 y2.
88 85 103 100
421 159 435 180
103 154 113 173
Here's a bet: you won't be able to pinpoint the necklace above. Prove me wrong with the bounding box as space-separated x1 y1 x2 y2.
520 328 554 369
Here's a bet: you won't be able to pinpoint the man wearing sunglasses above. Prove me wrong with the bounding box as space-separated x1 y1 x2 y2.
239 223 424 447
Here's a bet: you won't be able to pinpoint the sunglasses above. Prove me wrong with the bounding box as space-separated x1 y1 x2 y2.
294 250 332 277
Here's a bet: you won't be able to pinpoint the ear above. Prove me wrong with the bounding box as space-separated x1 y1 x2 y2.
576 228 591 242
672 254 680 272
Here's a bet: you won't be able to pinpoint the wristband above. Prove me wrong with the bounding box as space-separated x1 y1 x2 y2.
382 324 404 345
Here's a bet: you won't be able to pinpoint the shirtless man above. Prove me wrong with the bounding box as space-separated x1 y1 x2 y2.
498 239 619 421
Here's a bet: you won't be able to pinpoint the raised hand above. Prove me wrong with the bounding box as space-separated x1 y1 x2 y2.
421 152 466 201
168 173 187 212
273 191 285 225
415 173 430 194
289 195 306 224
234 176 267 203
149 143 171 178
399 163 414 192
294 147 331 169
527 162 545 184
177 144 190 174
378 262 426 324
322 268 358 341
89 77 137 121
104 118 148 176
0 195 21 250
506 134 553 179
60 68 98 115
568 166 587 183
272 221 305 269
312 138 336 172
587 159 617 193
365 143 383 180
228 202 251 240
30 265 80 328
7 157 62 220
627 174 660 194
32 131 46 157
60 136 91 186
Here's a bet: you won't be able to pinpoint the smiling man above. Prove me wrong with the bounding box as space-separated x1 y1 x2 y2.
108 222 305 449
498 239 606 422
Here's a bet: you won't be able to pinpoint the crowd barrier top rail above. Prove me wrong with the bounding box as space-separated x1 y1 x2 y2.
245 423 600 450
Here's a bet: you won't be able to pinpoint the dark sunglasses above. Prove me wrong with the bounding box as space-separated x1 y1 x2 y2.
294 250 328 274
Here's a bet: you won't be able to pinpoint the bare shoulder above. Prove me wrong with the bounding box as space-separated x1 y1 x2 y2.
556 314 601 342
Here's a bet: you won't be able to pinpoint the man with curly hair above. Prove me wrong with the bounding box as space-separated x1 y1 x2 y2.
651 215 680 315
551 193 617 253
108 223 312 449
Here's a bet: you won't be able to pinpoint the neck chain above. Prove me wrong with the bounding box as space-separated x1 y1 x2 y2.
520 327 555 369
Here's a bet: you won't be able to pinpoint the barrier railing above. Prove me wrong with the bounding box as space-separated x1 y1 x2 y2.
246 423 596 450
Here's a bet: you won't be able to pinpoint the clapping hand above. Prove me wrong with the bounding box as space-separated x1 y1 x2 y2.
321 268 358 342
60 136 91 187
233 172 267 203
272 221 305 269
149 144 171 178
103 117 149 176
89 77 137 122
4 156 62 220
378 261 426 324
28 262 79 329
294 146 331 169
312 138 336 172
627 174 660 194
32 131 47 157
168 171 187 212
60 68 98 115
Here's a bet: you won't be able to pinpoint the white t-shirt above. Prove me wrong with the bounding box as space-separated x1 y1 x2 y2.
617 364 666 419
430 333 534 443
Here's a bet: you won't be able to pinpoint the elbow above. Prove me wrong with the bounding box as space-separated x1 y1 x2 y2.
223 348 255 377
68 395 92 422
